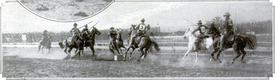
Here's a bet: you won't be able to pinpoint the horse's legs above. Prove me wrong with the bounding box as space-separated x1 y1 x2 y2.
195 51 198 62
129 48 135 60
240 49 246 63
41 46 44 54
64 47 68 54
231 50 242 65
182 49 191 60
119 48 123 55
68 47 73 59
138 48 145 61
211 49 219 60
109 46 115 55
38 44 42 53
216 50 222 63
90 45 95 56
124 47 130 61
115 48 120 55
143 47 150 61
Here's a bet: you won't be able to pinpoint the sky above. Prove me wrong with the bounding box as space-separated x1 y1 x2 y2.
2 1 272 33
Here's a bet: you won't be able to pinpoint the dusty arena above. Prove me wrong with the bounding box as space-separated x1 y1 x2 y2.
3 43 272 78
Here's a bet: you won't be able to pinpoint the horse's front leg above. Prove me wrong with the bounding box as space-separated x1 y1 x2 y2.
182 49 191 60
195 51 198 62
124 47 131 61
68 47 73 59
240 49 247 63
89 45 95 56
210 48 219 62
216 50 222 63
38 44 42 53
138 48 145 61
129 48 135 60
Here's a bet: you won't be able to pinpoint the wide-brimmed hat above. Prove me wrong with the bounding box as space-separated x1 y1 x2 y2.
110 27 114 29
73 23 78 26
197 20 202 24
141 18 145 22
224 12 231 17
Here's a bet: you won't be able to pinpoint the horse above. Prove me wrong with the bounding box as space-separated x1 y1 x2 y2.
59 37 83 59
109 29 127 55
38 36 52 54
181 27 213 62
59 26 101 59
80 26 101 56
207 25 256 64
125 26 160 61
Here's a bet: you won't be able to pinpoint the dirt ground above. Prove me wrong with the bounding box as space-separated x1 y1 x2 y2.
2 47 272 78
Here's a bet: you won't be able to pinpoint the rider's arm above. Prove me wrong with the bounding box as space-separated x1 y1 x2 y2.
228 19 234 27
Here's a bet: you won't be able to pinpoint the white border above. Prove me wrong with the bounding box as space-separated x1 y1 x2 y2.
1 0 274 80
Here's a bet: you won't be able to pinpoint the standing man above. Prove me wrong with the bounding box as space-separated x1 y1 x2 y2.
191 20 209 51
219 12 234 50
70 23 81 45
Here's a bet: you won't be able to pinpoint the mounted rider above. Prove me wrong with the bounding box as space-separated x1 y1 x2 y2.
81 24 91 41
40 30 49 44
128 18 148 47
70 23 81 45
220 12 234 50
108 27 118 49
192 20 209 51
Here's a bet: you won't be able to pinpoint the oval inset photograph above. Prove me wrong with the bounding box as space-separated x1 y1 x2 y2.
18 0 114 21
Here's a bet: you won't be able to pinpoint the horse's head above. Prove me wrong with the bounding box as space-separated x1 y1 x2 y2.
183 28 192 39
207 24 220 35
91 26 101 35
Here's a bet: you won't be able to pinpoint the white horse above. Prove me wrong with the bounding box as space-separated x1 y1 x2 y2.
181 27 213 62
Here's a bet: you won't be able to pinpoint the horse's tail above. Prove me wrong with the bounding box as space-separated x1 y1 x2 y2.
151 40 160 52
59 40 66 49
59 42 64 49
245 36 257 50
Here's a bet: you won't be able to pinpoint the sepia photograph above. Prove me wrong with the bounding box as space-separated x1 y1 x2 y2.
1 0 273 79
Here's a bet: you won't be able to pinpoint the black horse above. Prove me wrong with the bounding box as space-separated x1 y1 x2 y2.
80 26 101 56
207 25 256 64
59 26 101 59
59 36 83 59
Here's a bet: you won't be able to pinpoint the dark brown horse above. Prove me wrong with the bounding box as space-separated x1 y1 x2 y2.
38 36 52 54
109 29 126 55
207 25 256 64
59 26 101 59
79 26 101 56
125 25 160 61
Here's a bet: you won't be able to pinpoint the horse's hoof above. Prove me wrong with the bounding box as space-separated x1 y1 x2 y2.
219 60 222 63
242 61 246 63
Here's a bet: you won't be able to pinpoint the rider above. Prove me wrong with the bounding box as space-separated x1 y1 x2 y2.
108 27 118 48
81 24 90 40
128 18 147 47
192 20 209 51
220 12 234 50
70 23 81 45
41 30 48 44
